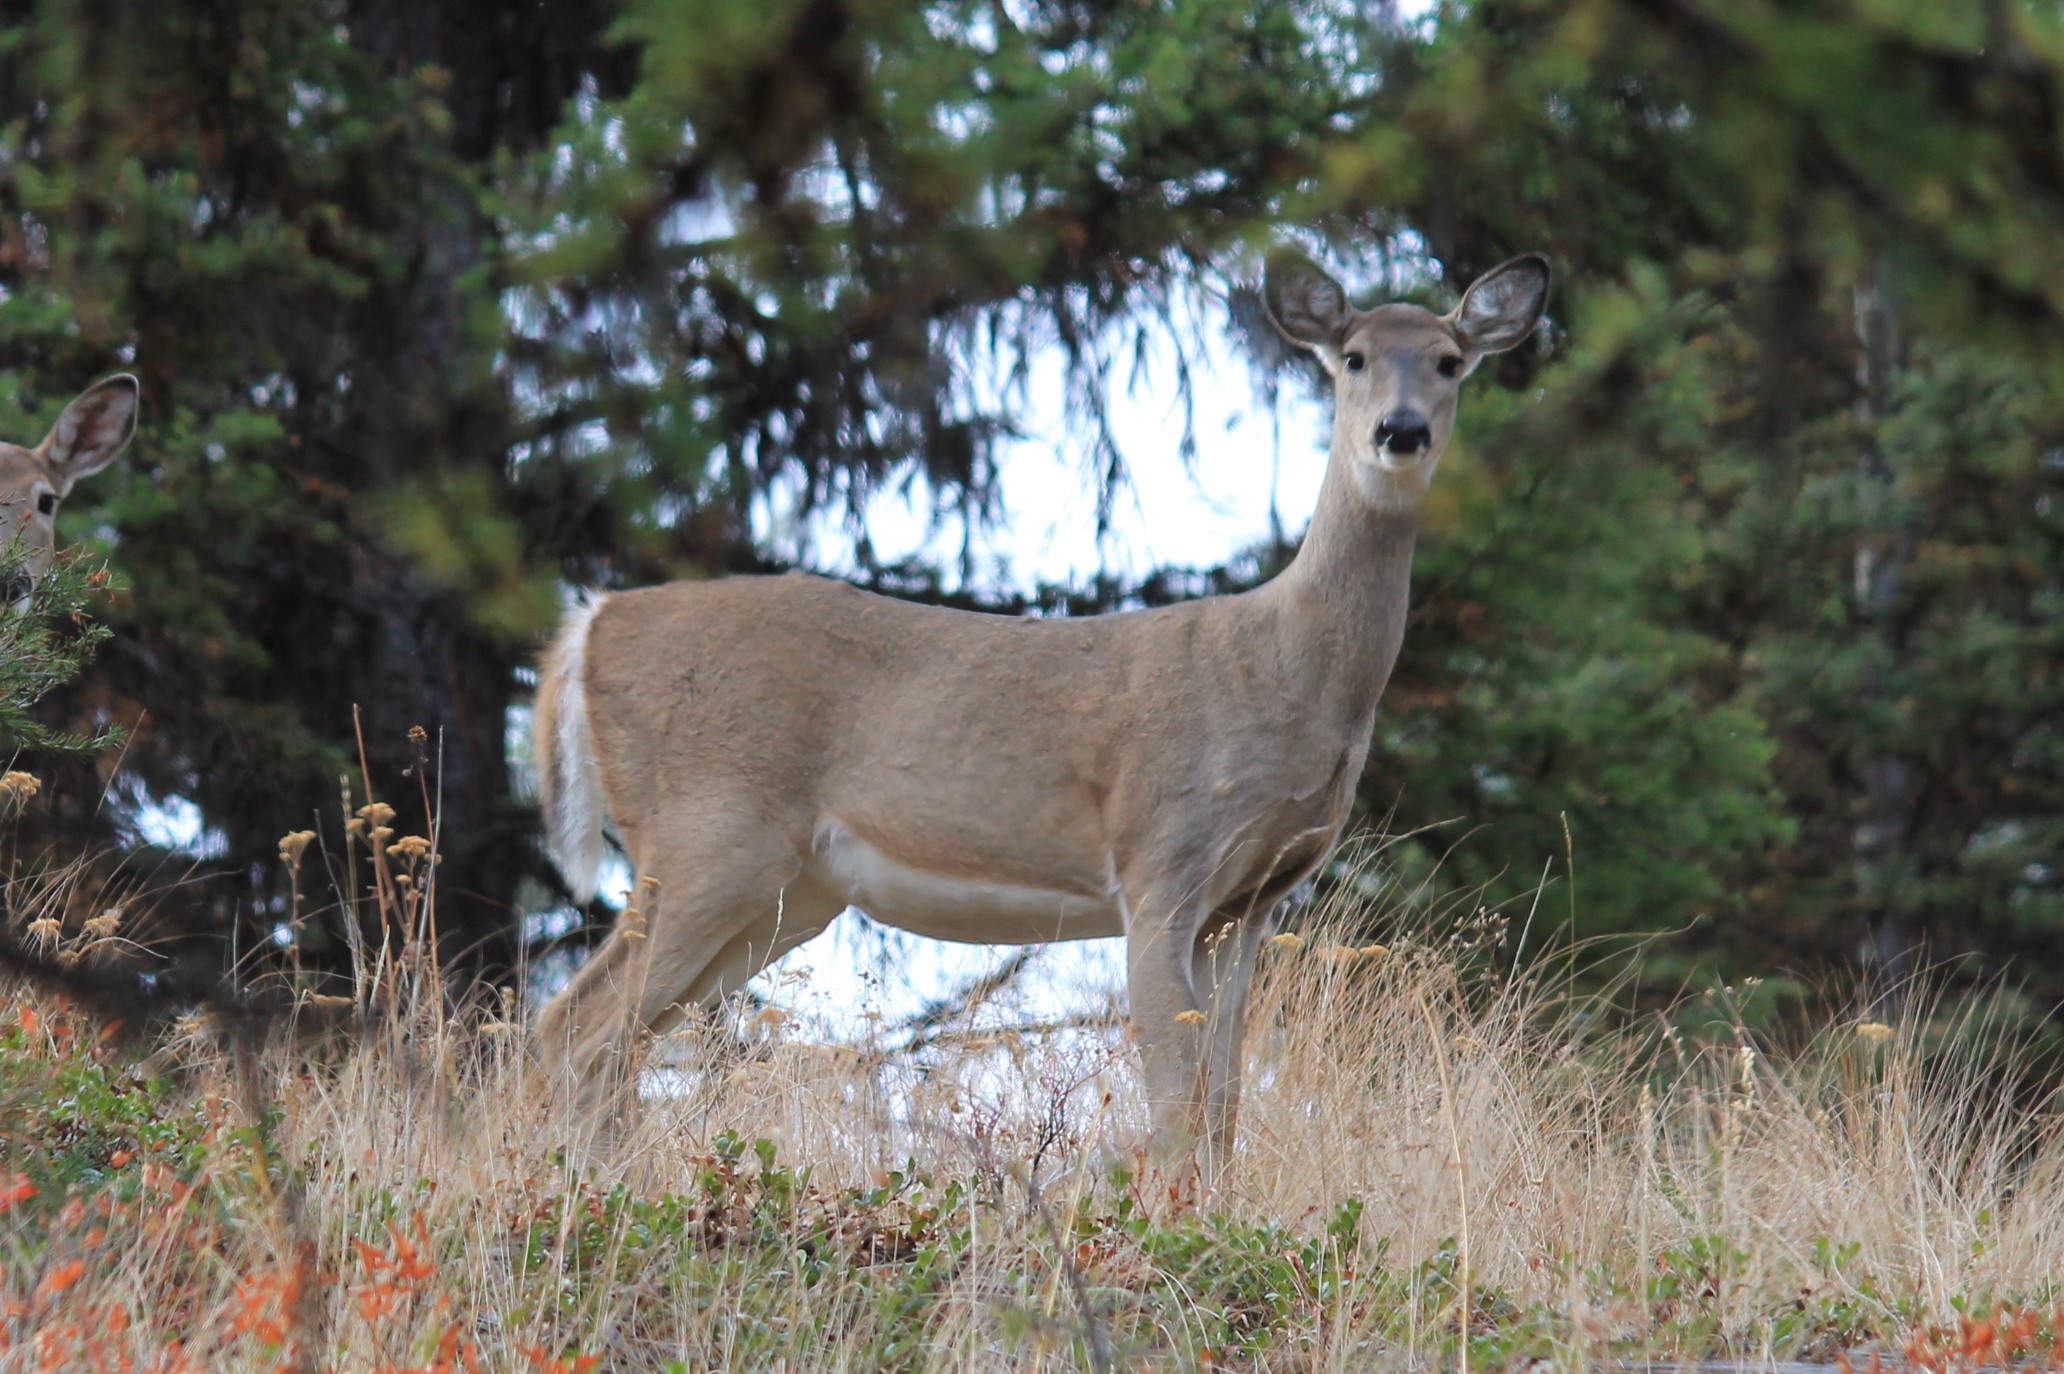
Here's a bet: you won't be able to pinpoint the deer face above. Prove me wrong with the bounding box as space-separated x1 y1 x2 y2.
1 375 138 613
1263 250 1549 500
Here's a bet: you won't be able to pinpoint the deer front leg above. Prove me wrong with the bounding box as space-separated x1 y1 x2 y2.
1125 892 1211 1156
1194 912 1268 1167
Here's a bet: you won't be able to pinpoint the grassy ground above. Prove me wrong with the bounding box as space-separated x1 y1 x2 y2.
5 834 2064 1370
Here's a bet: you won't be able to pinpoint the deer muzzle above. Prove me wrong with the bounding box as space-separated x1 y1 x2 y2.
1374 409 1432 457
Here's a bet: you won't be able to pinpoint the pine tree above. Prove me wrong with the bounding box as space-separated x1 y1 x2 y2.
0 0 2058 1010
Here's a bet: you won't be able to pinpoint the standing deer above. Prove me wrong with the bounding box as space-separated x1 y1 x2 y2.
534 248 1549 1160
1 376 139 612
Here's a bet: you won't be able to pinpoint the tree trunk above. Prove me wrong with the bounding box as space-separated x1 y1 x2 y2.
1849 271 1915 988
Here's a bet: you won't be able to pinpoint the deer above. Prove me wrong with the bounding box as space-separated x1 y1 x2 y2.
533 247 1550 1164
1 376 139 613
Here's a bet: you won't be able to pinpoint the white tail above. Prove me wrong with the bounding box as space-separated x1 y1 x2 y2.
535 592 609 902
532 247 1551 1166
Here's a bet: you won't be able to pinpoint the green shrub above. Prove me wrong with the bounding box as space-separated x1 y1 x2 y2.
0 539 121 758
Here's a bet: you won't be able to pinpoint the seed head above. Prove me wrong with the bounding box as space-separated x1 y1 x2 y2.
278 830 317 868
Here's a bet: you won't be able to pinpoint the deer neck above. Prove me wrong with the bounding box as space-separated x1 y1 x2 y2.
1261 440 1423 728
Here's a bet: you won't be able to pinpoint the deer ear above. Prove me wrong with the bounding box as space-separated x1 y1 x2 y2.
1263 248 1353 358
39 374 138 493
1451 254 1550 358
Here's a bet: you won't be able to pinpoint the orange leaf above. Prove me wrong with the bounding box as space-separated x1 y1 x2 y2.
36 1259 85 1300
389 1215 438 1282
0 1174 36 1212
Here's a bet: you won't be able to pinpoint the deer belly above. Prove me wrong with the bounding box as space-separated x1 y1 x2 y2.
810 822 1124 944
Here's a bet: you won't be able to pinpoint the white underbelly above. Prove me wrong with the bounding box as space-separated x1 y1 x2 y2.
811 821 1124 945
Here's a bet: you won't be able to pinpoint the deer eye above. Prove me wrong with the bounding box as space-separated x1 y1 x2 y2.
1437 354 1464 379
36 493 56 516
1343 352 1365 373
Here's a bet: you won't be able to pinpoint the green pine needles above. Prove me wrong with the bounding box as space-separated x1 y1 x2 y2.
0 538 122 758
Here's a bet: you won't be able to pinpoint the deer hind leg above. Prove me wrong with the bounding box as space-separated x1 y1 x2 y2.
646 866 846 1037
535 917 649 1118
535 809 825 1114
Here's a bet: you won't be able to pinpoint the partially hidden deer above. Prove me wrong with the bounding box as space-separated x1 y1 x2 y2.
1 376 139 613
534 248 1550 1161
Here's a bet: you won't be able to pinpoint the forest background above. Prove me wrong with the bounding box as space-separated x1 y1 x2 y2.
1 0 2060 1036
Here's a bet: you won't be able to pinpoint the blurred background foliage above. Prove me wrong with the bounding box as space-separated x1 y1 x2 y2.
0 0 2059 1019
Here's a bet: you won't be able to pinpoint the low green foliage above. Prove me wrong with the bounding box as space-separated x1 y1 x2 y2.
0 542 120 757
0 1014 207 1190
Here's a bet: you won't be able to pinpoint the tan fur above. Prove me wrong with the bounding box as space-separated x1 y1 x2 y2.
0 375 139 611
533 252 1549 1163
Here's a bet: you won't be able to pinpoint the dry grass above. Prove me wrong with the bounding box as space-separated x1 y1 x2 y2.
5 813 2064 1370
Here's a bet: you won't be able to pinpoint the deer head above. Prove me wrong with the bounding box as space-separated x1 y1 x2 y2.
1264 249 1549 508
0 375 138 612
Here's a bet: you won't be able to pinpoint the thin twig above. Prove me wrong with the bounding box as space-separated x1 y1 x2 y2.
889 1011 1125 1057
888 947 1039 1051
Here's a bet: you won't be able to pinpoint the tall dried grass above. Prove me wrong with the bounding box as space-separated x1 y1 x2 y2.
5 808 2064 1371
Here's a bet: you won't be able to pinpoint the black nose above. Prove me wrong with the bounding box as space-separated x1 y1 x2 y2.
1375 410 1431 456
2 572 31 606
